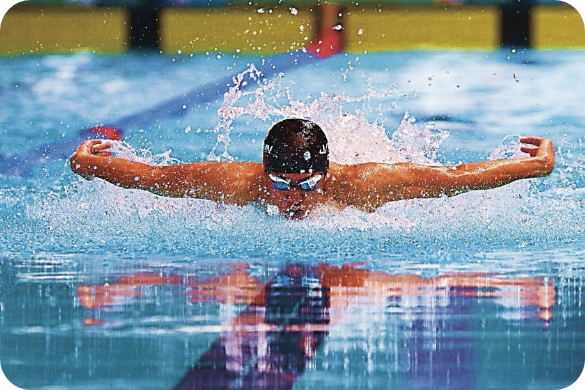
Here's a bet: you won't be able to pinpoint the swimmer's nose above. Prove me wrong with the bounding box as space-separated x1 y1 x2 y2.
284 189 305 202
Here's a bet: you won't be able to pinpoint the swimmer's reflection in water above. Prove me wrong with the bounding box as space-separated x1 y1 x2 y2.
77 264 555 389
173 265 330 390
71 117 555 220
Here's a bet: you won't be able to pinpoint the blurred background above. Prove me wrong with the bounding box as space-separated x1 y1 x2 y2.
1 0 584 56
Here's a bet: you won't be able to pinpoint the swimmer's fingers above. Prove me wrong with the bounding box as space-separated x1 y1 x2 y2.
519 136 545 146
87 140 112 156
519 137 555 175
520 145 539 157
519 137 553 157
71 140 113 177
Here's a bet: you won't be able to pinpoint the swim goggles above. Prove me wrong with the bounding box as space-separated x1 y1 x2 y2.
268 173 323 191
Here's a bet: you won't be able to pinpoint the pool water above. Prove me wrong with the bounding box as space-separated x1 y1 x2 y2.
1 49 584 390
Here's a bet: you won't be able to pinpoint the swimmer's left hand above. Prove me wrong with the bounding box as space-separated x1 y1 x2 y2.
519 137 555 175
520 137 551 156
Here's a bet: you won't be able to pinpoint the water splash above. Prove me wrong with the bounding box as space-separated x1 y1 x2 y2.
208 65 264 162
47 66 567 236
489 134 524 160
8 63 581 260
390 112 450 164
206 64 447 166
108 141 180 166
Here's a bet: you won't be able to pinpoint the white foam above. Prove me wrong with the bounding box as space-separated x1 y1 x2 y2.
50 65 563 236
206 65 447 166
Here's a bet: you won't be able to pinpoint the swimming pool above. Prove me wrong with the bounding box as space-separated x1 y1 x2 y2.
1 49 584 389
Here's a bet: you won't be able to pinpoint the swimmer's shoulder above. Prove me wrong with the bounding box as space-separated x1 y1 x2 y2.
219 161 264 187
184 161 264 205
323 162 353 206
325 161 369 185
226 162 266 204
324 161 406 211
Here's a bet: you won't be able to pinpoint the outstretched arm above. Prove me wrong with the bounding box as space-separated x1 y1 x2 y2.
410 137 555 194
333 137 555 210
70 140 263 204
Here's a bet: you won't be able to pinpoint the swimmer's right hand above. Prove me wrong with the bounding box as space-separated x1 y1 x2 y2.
86 139 112 156
70 139 112 178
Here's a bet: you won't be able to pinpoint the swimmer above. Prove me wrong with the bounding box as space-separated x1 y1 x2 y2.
70 118 555 220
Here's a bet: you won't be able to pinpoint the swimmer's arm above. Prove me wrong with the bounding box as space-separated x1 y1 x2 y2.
333 137 555 208
405 137 555 197
71 140 140 183
148 161 264 205
70 140 262 204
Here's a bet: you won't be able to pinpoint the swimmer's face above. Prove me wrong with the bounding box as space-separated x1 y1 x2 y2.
265 171 326 220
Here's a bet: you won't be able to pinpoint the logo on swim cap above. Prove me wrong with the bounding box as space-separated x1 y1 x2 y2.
263 119 329 174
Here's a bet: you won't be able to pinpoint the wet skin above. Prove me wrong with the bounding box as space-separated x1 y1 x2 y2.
71 137 555 220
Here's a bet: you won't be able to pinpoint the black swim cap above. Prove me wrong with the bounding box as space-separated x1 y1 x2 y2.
263 119 329 174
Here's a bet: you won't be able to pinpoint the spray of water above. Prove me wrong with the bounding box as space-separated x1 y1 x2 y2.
86 65 542 232
13 63 581 261
104 65 451 170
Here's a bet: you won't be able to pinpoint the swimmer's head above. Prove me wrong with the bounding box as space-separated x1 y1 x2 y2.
263 119 329 175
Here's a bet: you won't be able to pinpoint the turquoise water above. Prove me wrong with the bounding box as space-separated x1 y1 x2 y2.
1 49 584 389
